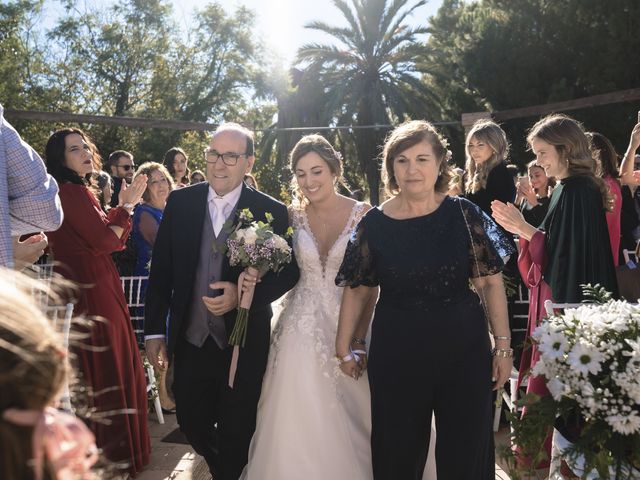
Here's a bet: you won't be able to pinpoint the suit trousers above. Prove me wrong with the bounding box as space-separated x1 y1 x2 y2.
173 336 226 475
173 313 272 480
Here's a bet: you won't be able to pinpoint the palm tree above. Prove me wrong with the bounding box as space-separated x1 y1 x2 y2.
297 0 435 204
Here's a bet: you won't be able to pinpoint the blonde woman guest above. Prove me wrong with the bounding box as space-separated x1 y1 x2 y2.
336 121 513 479
131 162 175 277
464 119 516 215
0 269 99 480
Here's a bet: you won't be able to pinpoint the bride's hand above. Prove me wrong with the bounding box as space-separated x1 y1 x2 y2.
240 268 262 293
339 358 362 380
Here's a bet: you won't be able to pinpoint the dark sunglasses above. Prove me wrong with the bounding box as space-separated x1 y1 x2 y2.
116 164 136 171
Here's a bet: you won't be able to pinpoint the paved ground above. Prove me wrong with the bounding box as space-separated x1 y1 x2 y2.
138 413 513 480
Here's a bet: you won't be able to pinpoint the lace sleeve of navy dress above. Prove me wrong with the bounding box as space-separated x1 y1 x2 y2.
458 197 514 277
335 212 379 288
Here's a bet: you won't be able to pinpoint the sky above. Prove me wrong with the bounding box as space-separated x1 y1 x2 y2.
44 0 444 66
176 0 444 64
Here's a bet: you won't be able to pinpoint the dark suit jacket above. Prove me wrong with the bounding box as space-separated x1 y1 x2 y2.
144 181 299 358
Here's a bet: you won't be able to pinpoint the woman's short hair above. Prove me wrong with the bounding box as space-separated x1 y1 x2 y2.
382 120 452 196
527 114 611 210
45 128 102 185
464 119 509 194
289 134 344 204
133 162 175 203
162 147 190 185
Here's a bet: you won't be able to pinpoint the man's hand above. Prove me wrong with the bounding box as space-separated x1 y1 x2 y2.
12 233 47 270
202 281 239 317
146 338 169 371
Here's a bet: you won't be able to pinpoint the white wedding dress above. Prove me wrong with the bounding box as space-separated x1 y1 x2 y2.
240 202 436 480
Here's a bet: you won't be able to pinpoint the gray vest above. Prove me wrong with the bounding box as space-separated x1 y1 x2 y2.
183 202 236 349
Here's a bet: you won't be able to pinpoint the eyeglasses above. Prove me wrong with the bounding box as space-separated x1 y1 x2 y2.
204 149 247 166
116 164 136 171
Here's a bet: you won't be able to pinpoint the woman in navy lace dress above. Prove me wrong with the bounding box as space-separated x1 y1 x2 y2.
335 120 514 480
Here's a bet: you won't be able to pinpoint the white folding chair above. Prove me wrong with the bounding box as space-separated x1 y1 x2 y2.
120 275 148 346
45 303 74 412
493 283 529 431
622 248 638 265
119 276 165 423
544 300 584 317
146 364 164 424
493 367 521 432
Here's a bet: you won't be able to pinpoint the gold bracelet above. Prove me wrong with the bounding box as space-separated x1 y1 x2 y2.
492 335 511 341
492 348 513 358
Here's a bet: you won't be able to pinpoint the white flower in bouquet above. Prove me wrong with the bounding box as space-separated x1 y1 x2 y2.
567 341 605 377
547 377 569 401
273 234 289 252
537 331 569 360
606 411 640 435
242 226 258 244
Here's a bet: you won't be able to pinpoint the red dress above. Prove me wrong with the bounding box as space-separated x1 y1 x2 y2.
604 176 622 266
48 183 150 476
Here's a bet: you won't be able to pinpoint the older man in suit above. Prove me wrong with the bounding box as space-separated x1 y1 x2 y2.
144 123 299 479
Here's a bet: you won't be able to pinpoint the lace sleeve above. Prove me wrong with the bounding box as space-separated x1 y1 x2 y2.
335 215 379 287
460 198 515 278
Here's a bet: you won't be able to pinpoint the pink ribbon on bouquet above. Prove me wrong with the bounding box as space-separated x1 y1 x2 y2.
2 406 98 480
228 266 259 388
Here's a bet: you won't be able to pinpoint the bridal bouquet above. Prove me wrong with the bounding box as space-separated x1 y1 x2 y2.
509 286 640 478
226 208 292 387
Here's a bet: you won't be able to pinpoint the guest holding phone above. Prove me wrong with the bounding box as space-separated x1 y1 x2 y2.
516 161 554 227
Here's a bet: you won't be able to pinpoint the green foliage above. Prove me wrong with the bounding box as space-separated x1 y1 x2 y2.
423 0 640 170
1 0 263 171
297 0 434 204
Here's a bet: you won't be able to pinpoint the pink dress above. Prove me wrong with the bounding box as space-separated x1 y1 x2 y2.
604 176 622 266
516 231 553 467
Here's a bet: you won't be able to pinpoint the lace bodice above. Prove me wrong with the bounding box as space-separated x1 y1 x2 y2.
336 196 515 311
269 201 367 378
291 201 368 287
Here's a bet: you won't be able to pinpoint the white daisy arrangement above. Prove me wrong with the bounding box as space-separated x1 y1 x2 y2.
508 286 640 477
532 297 640 437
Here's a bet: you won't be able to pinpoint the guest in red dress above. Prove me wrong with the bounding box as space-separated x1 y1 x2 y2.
588 132 623 266
492 114 618 469
44 128 151 476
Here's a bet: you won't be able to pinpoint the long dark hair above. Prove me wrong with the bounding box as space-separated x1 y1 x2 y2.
587 132 620 179
45 128 102 185
162 147 190 185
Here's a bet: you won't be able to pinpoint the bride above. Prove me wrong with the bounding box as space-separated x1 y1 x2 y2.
240 135 436 480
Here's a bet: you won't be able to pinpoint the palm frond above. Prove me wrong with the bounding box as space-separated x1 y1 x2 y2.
304 21 358 50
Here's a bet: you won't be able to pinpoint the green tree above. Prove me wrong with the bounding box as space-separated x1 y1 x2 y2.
423 0 640 167
297 0 434 204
